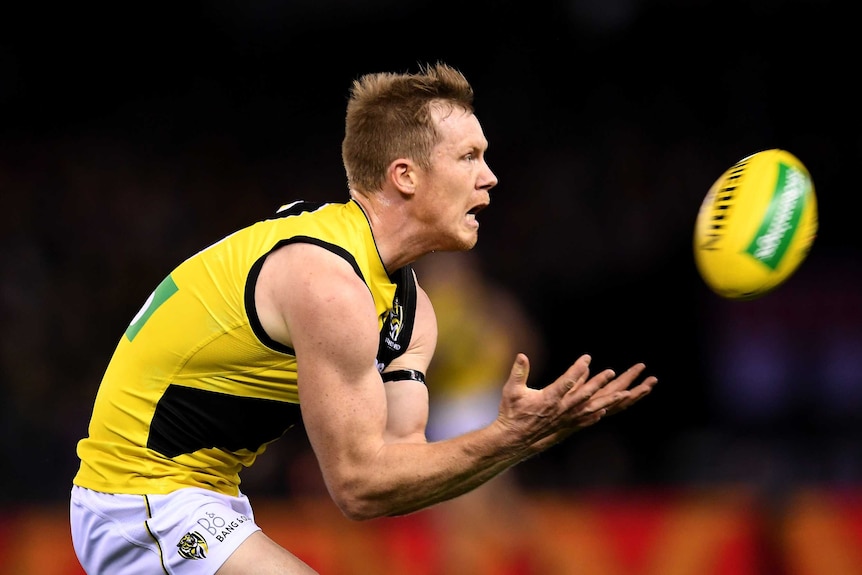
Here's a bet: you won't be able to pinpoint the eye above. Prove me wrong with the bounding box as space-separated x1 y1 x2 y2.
465 148 484 162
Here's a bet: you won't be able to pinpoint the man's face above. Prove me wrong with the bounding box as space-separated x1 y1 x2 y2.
416 105 498 251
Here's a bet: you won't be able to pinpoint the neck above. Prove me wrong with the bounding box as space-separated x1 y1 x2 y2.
350 190 428 273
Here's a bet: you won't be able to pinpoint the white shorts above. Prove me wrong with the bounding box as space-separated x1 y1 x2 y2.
70 485 262 575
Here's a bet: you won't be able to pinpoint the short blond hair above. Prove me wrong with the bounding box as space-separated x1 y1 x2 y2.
342 62 475 194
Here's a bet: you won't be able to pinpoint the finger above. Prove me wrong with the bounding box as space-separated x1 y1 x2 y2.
549 354 592 400
600 363 648 394
586 367 654 409
562 367 618 409
570 408 607 431
606 376 658 413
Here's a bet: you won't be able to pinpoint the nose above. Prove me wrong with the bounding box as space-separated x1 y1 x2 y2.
481 161 498 191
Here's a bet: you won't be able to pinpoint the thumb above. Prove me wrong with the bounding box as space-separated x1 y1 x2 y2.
507 353 531 388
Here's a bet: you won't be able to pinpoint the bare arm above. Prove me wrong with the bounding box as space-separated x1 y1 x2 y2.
260 243 657 520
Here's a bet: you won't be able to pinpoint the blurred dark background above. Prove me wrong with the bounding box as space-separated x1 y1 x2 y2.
1 0 859 506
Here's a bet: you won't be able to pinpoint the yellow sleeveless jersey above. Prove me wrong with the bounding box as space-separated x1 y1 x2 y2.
74 200 417 496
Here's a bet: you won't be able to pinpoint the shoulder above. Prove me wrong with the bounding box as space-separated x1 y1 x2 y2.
256 242 378 350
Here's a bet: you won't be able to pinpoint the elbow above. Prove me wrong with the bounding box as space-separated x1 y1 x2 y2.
330 488 388 522
337 504 378 522
327 477 397 521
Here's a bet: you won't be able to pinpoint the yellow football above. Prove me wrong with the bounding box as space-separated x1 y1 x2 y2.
693 149 818 301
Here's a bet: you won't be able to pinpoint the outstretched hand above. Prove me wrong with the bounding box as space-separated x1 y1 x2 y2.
497 353 658 452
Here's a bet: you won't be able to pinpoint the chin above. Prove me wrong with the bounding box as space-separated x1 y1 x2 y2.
434 227 479 252
432 238 475 254
457 236 479 251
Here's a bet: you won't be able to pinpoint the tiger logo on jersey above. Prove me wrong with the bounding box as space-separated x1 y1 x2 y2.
177 531 208 560
376 267 417 370
386 297 404 349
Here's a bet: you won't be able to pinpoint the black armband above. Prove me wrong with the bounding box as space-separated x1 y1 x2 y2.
381 369 426 385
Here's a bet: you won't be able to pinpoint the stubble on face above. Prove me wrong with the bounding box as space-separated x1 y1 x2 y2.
420 107 492 253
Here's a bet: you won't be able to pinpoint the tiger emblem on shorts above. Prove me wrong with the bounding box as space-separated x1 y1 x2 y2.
177 531 208 560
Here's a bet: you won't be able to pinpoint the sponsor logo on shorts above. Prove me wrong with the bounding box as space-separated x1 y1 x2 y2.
196 511 253 544
177 531 208 560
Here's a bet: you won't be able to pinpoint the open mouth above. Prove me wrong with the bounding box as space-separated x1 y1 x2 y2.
467 202 489 216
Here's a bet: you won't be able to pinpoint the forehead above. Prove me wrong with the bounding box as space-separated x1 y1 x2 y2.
430 104 487 149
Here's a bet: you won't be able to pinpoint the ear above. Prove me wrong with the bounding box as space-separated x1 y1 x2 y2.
388 158 418 197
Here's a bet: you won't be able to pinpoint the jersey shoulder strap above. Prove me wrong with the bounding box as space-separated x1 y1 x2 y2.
377 265 417 369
